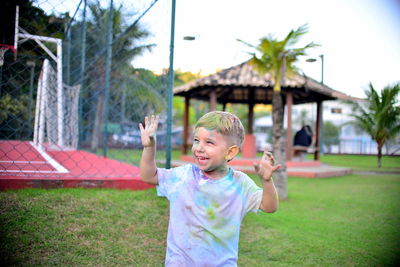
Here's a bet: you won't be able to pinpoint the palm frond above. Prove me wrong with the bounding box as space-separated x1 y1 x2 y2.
239 24 319 89
249 56 271 75
284 24 309 47
236 38 257 49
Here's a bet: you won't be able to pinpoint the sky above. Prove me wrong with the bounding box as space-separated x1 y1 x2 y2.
134 0 400 98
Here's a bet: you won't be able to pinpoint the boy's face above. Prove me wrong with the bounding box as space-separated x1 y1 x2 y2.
192 127 238 178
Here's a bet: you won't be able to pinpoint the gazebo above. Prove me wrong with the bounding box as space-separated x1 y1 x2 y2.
174 61 356 162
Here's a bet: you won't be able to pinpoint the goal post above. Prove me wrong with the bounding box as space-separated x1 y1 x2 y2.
33 59 81 149
11 3 66 147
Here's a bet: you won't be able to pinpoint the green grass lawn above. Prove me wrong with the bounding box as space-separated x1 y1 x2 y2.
92 148 180 166
316 154 400 173
1 173 399 266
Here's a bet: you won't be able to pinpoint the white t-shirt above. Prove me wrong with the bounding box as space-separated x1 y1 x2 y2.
157 164 262 267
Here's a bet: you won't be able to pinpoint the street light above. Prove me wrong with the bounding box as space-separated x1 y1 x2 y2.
183 36 195 41
306 54 325 155
306 54 324 84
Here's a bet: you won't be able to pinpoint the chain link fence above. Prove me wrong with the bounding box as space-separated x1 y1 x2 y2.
0 0 176 183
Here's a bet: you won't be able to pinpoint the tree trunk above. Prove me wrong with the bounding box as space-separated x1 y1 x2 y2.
272 90 287 200
377 143 383 168
90 92 105 151
90 66 106 152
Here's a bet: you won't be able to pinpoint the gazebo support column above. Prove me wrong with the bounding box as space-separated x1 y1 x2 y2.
286 91 293 161
314 100 323 160
242 101 256 158
210 91 217 111
247 103 254 134
182 96 190 155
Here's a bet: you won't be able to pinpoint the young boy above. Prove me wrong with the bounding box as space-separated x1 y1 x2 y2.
139 111 280 267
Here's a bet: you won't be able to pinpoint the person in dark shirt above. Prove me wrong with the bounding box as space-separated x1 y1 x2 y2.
294 125 313 147
293 125 313 161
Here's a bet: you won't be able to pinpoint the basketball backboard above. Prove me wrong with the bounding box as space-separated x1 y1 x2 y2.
0 2 18 48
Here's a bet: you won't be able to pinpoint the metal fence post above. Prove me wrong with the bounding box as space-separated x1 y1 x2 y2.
27 60 35 136
65 24 71 86
78 0 87 147
103 0 114 157
166 0 176 169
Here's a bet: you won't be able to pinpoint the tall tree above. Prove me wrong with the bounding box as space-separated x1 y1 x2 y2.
84 1 154 151
120 68 165 124
239 25 318 199
350 83 400 167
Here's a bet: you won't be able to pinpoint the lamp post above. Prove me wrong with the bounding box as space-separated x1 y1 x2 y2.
306 54 325 155
306 54 324 84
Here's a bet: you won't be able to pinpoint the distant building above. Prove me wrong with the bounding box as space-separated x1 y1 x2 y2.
254 116 272 151
254 100 400 155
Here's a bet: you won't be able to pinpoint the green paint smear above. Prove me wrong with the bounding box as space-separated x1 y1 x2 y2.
207 208 216 221
195 111 245 146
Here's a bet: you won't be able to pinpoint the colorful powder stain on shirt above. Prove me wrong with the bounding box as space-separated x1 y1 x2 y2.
157 164 262 266
206 207 216 221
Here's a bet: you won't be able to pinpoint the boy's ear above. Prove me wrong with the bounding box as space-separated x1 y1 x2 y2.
226 145 240 162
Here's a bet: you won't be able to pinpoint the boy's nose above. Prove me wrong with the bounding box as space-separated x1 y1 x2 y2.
194 143 205 152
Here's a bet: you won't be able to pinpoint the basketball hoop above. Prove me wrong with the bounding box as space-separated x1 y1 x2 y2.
0 44 16 67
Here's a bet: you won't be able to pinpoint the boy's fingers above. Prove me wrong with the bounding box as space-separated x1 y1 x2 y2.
253 162 260 173
147 115 158 131
263 151 275 165
261 151 267 161
150 124 157 134
269 157 275 165
272 164 281 171
265 151 274 160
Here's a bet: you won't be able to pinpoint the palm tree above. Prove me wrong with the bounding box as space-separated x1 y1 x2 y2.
239 25 318 200
350 83 400 168
85 1 154 151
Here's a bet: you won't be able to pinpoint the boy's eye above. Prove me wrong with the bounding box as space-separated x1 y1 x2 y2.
193 138 199 143
206 141 214 145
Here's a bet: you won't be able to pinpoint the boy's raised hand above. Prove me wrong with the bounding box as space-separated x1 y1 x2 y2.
253 151 281 181
139 115 159 147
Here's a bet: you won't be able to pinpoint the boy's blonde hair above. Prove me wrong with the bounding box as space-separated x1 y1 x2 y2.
195 111 245 147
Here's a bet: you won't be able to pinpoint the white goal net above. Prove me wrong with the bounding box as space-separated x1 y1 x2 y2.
33 59 80 149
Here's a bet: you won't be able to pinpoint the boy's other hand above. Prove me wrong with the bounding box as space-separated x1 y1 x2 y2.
253 151 281 181
139 115 159 148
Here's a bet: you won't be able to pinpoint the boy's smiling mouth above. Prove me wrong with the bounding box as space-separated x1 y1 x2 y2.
195 155 209 165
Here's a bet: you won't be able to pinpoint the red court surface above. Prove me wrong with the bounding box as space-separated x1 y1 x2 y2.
0 140 153 190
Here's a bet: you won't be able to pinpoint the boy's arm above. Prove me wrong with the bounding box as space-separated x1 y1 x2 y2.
139 115 159 185
253 151 280 213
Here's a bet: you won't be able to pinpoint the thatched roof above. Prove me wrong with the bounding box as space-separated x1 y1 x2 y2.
174 61 358 105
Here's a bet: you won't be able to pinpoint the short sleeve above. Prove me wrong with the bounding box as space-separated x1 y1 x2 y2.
241 174 263 213
156 165 189 199
156 167 173 198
